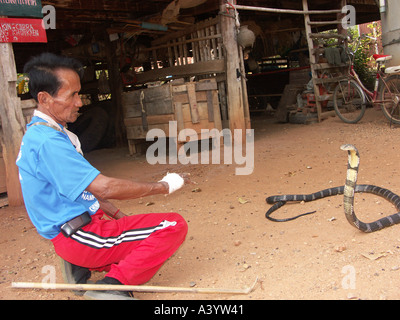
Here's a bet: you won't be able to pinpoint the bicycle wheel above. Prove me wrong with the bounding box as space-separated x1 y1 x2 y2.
333 79 366 124
380 74 400 125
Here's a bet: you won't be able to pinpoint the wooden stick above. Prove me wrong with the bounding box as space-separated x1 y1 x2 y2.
233 4 341 15
11 278 258 295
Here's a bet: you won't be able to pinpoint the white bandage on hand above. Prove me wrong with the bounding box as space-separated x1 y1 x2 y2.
159 173 185 194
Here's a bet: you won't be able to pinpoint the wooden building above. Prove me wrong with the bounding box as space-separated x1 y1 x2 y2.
1 0 380 205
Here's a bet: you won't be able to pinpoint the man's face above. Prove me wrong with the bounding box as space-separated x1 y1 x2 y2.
42 68 83 126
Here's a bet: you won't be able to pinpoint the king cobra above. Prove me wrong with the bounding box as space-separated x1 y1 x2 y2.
265 144 400 233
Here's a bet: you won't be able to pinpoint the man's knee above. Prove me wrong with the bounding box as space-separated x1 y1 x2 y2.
166 212 188 239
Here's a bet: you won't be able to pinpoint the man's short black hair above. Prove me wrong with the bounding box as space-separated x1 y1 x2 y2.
23 52 84 101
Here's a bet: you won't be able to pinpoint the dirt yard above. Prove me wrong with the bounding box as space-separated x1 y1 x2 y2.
2 107 400 300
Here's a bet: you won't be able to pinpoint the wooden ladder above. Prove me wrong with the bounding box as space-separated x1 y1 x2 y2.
302 0 348 122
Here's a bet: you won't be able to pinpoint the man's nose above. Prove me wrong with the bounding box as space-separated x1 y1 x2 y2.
76 95 83 107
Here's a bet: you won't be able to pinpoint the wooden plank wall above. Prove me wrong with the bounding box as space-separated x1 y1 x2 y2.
122 78 222 154
136 17 225 83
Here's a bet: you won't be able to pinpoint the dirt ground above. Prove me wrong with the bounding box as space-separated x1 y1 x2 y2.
2 107 400 301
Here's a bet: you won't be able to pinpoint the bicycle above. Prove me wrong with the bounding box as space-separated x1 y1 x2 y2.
332 36 400 124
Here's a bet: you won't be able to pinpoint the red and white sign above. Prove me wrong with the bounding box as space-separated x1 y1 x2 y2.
0 17 47 43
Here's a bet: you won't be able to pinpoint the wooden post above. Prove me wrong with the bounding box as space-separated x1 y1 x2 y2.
302 0 323 122
105 33 126 148
238 46 251 130
337 0 347 39
0 43 25 206
219 0 246 135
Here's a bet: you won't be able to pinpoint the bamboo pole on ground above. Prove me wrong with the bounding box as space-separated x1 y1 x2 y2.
12 278 258 295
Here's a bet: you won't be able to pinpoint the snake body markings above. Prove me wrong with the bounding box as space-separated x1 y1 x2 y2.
265 144 400 232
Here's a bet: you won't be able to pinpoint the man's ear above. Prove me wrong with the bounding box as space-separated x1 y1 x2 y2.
37 91 53 108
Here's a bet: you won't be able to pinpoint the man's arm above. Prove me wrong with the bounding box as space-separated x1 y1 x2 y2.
87 174 169 202
98 198 126 220
88 173 190 219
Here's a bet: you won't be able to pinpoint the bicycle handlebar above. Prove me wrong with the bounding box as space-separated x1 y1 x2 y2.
345 35 377 65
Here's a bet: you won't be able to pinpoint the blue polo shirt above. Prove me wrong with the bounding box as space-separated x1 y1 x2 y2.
16 116 100 239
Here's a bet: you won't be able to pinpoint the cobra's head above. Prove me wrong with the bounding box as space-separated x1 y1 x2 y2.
340 144 360 167
340 144 357 152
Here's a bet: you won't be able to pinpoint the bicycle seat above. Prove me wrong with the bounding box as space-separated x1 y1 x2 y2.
373 54 392 62
385 66 400 74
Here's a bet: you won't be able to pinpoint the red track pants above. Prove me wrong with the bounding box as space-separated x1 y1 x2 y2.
51 210 188 285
